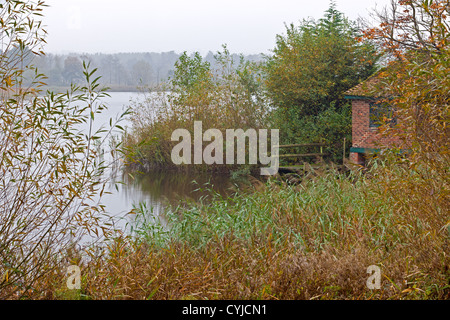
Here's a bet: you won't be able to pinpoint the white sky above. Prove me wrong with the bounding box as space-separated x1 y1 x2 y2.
42 0 392 55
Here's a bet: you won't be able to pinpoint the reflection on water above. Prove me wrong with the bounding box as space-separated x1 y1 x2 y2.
88 92 235 234
119 169 233 206
102 168 234 232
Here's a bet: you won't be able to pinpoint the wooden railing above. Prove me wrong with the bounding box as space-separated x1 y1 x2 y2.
274 138 348 173
275 142 327 160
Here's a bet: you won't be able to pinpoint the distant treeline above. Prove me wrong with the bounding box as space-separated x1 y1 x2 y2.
31 51 264 91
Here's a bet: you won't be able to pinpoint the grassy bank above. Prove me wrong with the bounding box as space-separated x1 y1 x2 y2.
44 160 449 300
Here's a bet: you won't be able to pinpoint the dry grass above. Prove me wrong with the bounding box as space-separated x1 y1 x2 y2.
41 158 449 300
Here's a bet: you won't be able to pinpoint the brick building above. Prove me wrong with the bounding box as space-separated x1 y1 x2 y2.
344 74 400 165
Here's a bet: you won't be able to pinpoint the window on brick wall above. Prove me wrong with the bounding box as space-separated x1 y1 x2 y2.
369 102 396 128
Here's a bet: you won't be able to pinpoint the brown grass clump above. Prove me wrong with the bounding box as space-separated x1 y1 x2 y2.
42 162 449 300
5 155 447 300
47 235 448 300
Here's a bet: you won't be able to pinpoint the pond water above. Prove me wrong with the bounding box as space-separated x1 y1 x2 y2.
94 92 234 234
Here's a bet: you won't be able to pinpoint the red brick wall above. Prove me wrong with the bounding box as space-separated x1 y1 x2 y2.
352 99 400 150
349 151 365 165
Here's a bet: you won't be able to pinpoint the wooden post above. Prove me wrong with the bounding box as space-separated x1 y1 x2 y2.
343 137 346 165
320 138 323 163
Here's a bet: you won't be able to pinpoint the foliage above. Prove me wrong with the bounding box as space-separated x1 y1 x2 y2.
361 0 449 227
364 0 449 154
125 45 269 171
314 105 352 163
0 0 125 298
362 0 450 59
265 3 379 162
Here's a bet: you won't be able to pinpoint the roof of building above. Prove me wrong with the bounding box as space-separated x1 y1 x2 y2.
344 70 384 99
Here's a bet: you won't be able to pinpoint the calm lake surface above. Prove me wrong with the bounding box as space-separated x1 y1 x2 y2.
96 92 234 233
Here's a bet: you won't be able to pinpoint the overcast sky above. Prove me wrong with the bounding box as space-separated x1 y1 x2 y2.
42 0 392 55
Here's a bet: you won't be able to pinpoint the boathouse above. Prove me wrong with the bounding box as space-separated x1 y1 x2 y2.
344 74 400 165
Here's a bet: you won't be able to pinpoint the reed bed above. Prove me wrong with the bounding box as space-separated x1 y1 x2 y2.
44 159 449 300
